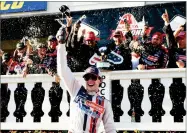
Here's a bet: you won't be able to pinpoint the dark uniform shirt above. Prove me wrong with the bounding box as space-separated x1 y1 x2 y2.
66 28 101 72
1 59 18 75
46 48 57 75
27 54 48 74
163 24 186 68
104 42 132 70
139 43 168 69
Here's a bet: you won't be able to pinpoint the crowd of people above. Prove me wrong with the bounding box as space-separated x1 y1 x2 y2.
1 11 186 77
1 35 58 77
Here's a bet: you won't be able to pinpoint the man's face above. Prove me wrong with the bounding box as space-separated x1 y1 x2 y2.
84 73 102 92
17 47 26 54
113 35 122 45
177 37 186 49
37 48 47 58
48 40 58 49
151 35 161 46
86 40 95 46
2 59 10 65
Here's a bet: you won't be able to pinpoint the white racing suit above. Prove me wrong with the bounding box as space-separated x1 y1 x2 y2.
57 44 116 133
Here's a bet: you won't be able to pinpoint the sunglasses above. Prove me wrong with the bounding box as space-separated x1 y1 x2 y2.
84 74 100 81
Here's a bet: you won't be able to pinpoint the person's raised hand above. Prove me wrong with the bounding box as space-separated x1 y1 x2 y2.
66 16 72 27
161 9 169 23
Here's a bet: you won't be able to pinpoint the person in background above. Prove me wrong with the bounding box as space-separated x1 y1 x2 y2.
137 30 168 70
162 11 186 68
102 29 132 122
13 42 27 63
129 40 144 70
65 22 85 72
22 43 49 77
13 36 33 63
1 53 18 75
45 35 59 77
46 35 58 57
66 20 101 72
104 30 132 70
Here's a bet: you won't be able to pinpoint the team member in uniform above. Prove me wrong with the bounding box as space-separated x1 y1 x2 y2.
103 30 132 122
162 11 186 68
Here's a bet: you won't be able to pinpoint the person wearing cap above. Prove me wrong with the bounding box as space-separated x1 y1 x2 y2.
47 35 58 57
57 19 116 133
65 17 101 72
46 35 59 77
137 29 168 70
22 43 50 77
104 30 132 70
162 11 186 68
1 53 18 75
12 42 30 75
101 30 132 122
13 39 33 61
82 30 101 68
13 42 27 63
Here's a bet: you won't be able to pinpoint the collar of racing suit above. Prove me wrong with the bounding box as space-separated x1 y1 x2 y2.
87 91 97 95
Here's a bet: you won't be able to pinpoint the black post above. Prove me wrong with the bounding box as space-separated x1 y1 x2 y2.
13 83 27 122
31 82 45 122
48 82 63 122
128 79 144 122
169 78 186 122
1 83 11 122
148 79 165 122
111 80 124 122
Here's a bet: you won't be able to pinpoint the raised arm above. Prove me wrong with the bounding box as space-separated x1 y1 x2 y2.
162 11 178 49
124 30 133 47
124 21 133 47
57 43 81 96
57 17 81 96
66 16 86 51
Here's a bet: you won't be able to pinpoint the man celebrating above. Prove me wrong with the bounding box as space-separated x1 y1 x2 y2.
162 10 186 68
57 16 116 133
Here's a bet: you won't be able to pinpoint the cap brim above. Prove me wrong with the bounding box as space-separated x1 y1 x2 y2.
48 39 57 41
113 34 121 37
83 73 100 78
85 37 100 41
85 38 93 41
176 35 185 40
17 47 25 50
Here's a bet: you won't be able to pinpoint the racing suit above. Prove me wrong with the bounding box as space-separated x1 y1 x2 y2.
57 44 116 133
